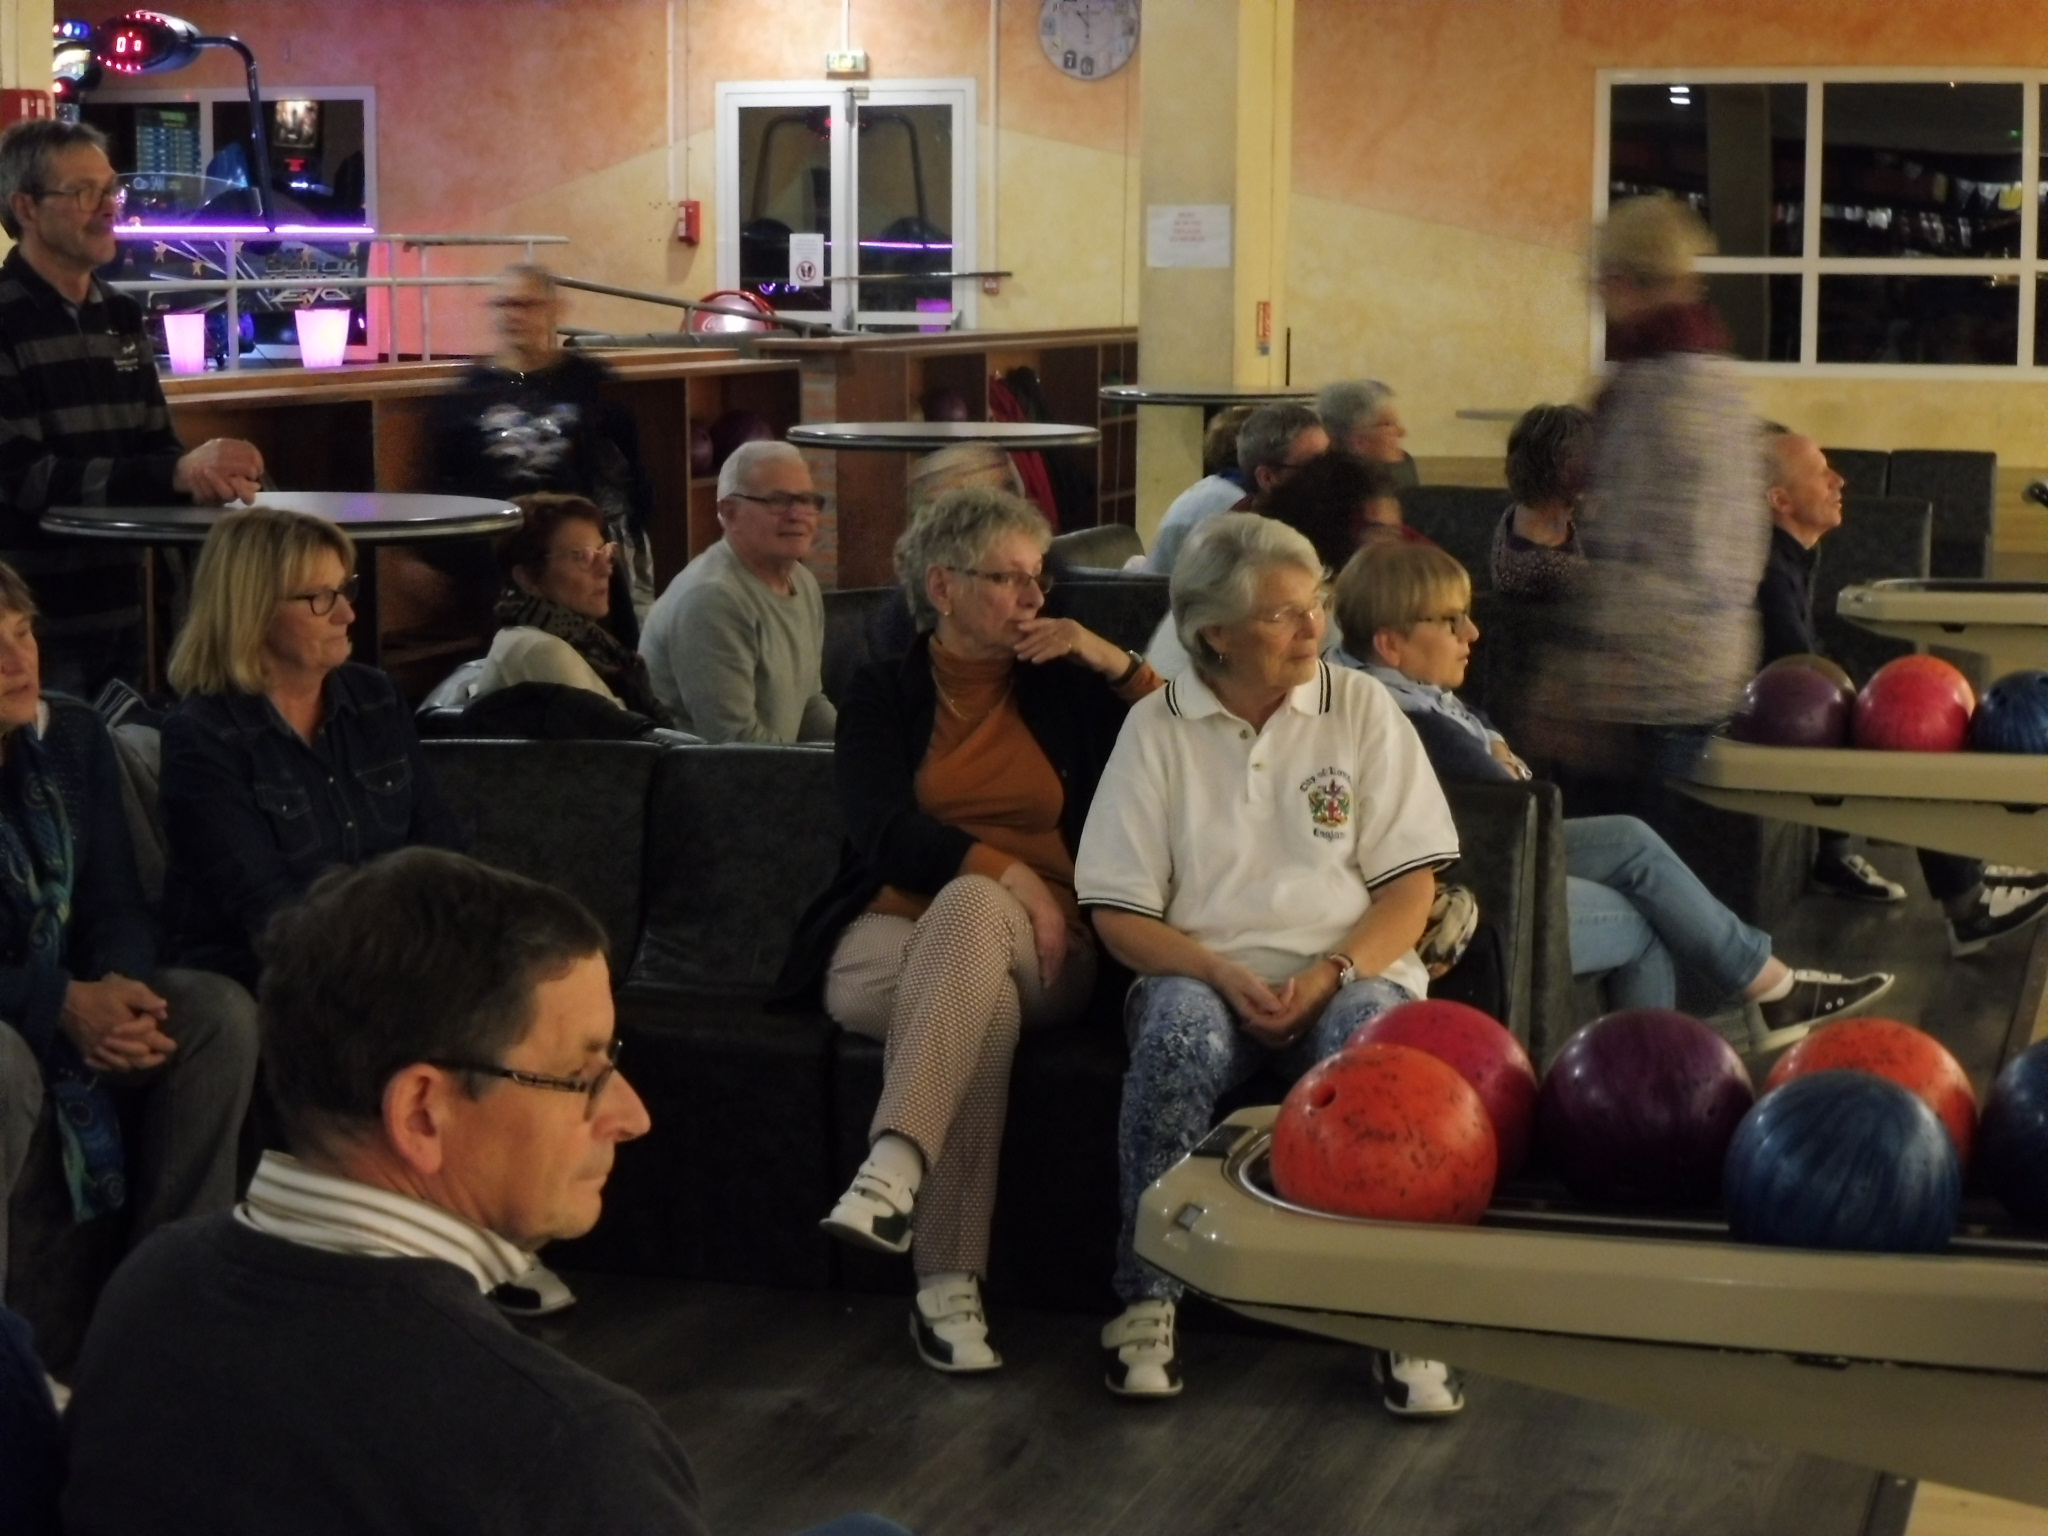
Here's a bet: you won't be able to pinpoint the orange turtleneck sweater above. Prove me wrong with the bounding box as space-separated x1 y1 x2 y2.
869 642 1158 925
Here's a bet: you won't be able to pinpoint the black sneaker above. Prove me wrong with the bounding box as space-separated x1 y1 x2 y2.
1811 852 1906 903
1747 970 1895 1052
1949 884 2048 958
1370 1350 1465 1418
1984 864 2048 893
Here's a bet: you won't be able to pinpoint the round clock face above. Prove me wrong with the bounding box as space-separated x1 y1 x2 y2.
1039 0 1139 82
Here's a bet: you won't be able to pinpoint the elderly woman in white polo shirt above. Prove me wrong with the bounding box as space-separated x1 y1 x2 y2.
1075 513 1462 1408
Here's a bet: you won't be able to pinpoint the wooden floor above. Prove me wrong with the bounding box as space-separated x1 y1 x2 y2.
531 845 2044 1536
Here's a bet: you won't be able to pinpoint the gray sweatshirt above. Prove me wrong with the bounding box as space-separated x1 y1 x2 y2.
641 538 837 743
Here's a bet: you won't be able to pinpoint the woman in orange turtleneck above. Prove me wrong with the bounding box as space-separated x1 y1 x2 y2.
780 485 1158 1376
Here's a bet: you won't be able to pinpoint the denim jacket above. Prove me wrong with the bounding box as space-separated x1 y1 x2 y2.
160 664 464 987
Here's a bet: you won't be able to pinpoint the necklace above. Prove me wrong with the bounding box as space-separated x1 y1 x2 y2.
935 677 1012 725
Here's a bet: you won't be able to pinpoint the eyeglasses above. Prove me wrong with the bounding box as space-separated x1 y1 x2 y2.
948 566 1054 596
35 179 125 213
550 541 618 569
429 1037 622 1121
489 296 551 312
1419 610 1472 633
1249 589 1332 629
283 575 359 616
730 490 828 514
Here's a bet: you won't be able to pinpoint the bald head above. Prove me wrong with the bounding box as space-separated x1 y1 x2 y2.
1766 431 1844 550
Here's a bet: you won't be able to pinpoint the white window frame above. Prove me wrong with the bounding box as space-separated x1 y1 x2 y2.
715 78 978 332
1596 67 2043 378
88 85 378 225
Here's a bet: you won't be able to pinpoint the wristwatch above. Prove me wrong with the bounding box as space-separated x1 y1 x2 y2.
1111 648 1145 686
1323 951 1357 988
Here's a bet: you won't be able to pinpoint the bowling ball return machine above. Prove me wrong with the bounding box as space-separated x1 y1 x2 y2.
1135 583 2048 1511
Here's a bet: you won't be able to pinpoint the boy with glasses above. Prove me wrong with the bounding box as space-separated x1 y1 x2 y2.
641 440 837 743
0 120 265 695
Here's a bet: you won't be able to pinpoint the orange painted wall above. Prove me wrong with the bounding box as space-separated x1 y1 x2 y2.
95 1 1141 352
1294 0 2048 255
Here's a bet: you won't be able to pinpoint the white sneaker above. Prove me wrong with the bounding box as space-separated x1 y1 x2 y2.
1372 1350 1465 1417
1101 1298 1183 1398
490 1260 576 1317
821 1160 917 1255
911 1274 1001 1373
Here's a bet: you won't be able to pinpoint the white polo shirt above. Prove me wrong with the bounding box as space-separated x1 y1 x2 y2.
1076 661 1459 995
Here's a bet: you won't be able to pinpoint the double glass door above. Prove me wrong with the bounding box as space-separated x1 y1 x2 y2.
717 80 976 331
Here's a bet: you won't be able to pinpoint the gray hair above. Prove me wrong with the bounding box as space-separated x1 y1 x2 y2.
907 443 1022 511
893 485 1051 631
1314 380 1395 448
0 119 109 240
1236 403 1323 476
1172 513 1322 672
717 439 807 501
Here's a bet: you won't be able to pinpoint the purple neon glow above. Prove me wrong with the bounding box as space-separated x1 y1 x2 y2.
114 224 377 238
857 240 954 250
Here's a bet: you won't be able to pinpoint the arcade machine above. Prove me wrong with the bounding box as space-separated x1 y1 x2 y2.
1133 584 2048 1512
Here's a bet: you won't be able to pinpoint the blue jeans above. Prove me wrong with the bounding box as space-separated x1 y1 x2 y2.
1113 971 1413 1302
1565 815 1771 1011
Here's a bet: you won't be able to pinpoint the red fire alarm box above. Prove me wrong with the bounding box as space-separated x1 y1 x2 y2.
0 91 54 129
676 200 700 246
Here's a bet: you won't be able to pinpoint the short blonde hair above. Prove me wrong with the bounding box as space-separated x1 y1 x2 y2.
893 485 1049 631
1333 540 1471 649
1597 194 1715 283
168 506 356 696
907 444 1022 511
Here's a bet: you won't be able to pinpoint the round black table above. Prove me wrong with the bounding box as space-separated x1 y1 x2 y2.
42 492 522 676
786 421 1101 451
1097 384 1314 408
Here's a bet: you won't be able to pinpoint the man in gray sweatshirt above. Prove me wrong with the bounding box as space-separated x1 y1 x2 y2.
642 440 837 743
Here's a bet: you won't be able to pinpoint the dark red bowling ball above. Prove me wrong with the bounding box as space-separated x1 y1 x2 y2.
922 386 971 423
1731 664 1853 748
1852 655 1975 752
1271 1043 1498 1223
1763 1017 1977 1166
1347 999 1539 1177
1537 1009 1754 1205
1761 652 1856 694
709 410 775 471
689 419 715 478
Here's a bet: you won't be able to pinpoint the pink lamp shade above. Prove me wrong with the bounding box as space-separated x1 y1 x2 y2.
162 312 208 374
293 307 351 369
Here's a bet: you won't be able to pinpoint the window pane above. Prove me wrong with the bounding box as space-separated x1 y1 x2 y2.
1817 276 2018 364
1609 83 1806 255
855 103 956 321
1821 84 2022 257
1703 274 1802 361
737 104 832 312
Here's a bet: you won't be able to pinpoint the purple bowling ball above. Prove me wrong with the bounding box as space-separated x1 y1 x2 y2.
1969 670 2048 755
709 410 775 472
1537 1009 1755 1206
1730 664 1853 748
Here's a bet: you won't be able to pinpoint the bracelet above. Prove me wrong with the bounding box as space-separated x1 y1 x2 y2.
1111 648 1145 687
1323 951 1357 988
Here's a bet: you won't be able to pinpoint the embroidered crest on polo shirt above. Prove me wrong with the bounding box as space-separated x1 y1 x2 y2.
1301 767 1353 840
112 334 143 372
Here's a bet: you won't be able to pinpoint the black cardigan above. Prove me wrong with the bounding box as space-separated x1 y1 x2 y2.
776 631 1137 1006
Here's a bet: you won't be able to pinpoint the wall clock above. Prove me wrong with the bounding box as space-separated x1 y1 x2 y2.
1039 0 1139 82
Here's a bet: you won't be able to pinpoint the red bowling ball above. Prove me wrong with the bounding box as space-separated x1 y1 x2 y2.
1763 1017 1977 1165
1731 663 1854 748
1271 1043 1498 1223
1347 999 1539 1177
1852 655 1976 752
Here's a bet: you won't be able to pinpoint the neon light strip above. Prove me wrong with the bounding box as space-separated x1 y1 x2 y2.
114 225 377 237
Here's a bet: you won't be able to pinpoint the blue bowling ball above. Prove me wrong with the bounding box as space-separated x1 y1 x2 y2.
1969 670 2048 754
1724 1071 1960 1253
1980 1040 2048 1228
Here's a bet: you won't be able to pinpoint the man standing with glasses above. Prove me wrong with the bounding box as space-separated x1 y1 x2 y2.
64 848 913 1536
0 120 265 696
642 439 836 743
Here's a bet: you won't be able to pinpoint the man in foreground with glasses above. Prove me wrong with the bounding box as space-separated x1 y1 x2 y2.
64 847 910 1536
642 439 837 743
0 120 265 696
